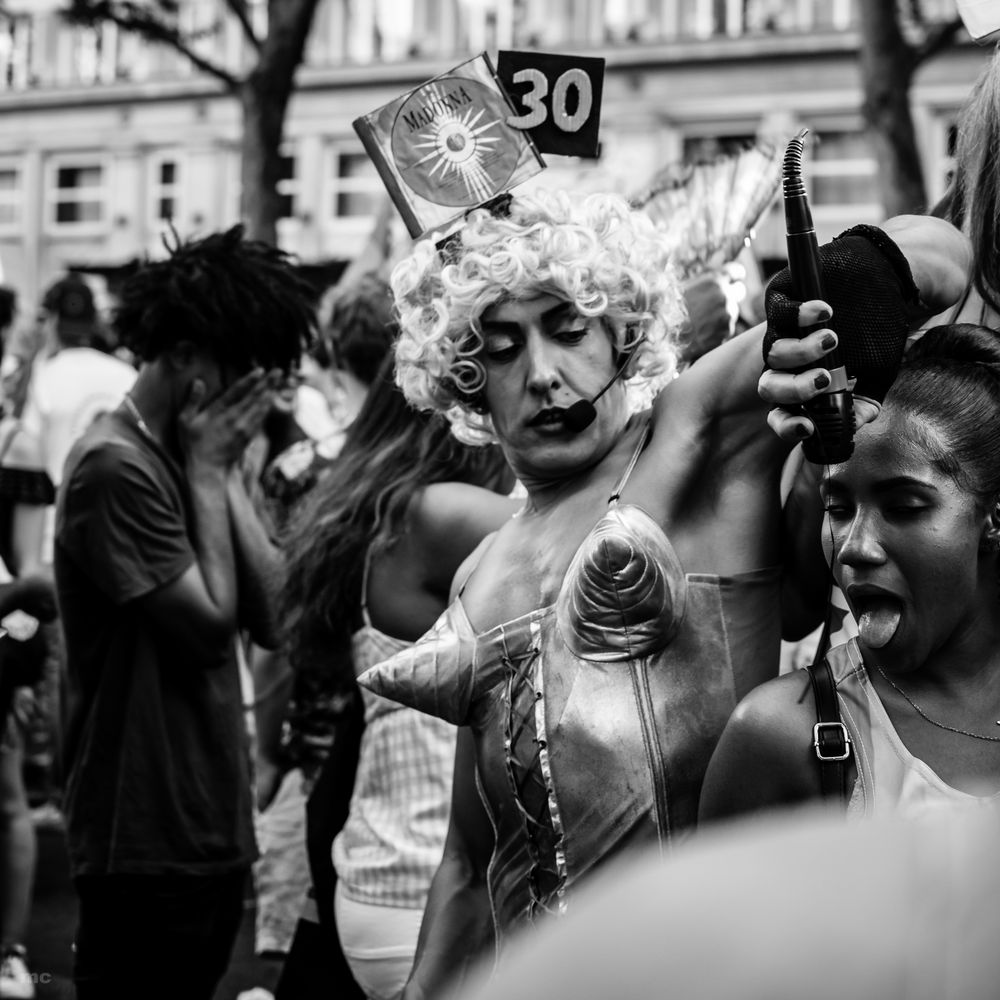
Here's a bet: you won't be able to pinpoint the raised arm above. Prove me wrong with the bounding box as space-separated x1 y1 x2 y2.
404 726 495 1000
763 217 972 634
678 216 969 434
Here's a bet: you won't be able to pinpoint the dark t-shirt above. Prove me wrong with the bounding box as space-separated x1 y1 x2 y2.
55 410 257 876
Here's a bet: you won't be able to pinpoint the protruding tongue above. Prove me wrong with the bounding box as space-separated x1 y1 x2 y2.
857 599 902 649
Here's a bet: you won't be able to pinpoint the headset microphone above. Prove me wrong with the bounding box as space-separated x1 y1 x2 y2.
563 339 642 433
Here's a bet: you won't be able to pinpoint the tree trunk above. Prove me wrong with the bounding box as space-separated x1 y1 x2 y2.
238 0 323 244
857 0 927 217
240 76 286 245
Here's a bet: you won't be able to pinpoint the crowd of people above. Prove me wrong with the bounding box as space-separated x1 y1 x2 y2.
1 40 1000 1000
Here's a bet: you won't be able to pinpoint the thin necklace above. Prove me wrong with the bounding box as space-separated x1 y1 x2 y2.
123 394 154 441
875 664 1000 743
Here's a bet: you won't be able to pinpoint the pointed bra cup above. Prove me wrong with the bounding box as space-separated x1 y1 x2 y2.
357 504 689 722
556 504 686 660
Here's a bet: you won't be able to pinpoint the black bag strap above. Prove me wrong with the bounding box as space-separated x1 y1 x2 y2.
806 657 851 803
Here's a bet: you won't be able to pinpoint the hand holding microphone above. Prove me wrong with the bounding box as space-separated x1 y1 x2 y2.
778 129 855 464
761 133 923 456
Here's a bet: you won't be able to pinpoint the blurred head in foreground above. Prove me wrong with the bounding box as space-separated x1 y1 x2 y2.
460 805 1000 1000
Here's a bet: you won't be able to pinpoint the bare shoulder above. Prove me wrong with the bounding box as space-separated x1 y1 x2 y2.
409 483 520 599
411 482 520 540
726 669 816 742
699 669 821 823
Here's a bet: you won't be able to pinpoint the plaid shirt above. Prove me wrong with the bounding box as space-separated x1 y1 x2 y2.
333 624 457 909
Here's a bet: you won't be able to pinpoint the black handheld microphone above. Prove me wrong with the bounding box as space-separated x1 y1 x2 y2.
563 340 642 432
783 129 855 464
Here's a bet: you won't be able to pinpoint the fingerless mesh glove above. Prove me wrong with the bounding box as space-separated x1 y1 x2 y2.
763 224 921 404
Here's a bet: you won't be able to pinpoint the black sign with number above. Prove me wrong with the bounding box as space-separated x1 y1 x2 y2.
496 50 604 159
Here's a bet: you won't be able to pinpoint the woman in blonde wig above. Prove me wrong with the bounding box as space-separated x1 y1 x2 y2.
360 190 967 997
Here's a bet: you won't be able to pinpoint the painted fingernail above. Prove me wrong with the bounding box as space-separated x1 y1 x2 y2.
795 425 811 439
814 373 830 390
816 307 832 322
821 333 837 350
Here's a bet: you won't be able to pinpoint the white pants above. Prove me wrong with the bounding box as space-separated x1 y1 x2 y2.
334 883 424 1000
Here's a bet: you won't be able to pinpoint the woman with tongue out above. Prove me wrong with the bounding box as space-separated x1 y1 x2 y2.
700 322 1000 823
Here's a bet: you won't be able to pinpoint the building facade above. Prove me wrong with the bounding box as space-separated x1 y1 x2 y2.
0 0 988 306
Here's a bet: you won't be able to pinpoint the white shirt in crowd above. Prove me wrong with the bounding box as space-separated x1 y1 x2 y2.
6 346 137 562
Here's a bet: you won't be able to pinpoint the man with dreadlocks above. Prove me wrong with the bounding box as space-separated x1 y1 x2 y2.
54 227 316 1000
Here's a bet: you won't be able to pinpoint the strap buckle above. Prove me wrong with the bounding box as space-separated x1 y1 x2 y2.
813 721 851 762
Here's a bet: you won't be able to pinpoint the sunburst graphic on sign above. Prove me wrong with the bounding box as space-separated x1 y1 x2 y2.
391 78 522 208
409 102 502 203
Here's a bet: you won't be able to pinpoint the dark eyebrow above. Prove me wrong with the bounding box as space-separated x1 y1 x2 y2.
541 301 578 328
479 302 579 336
872 476 941 495
822 473 940 495
478 318 521 336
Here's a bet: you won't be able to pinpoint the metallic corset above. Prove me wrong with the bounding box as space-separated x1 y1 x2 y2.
359 504 780 946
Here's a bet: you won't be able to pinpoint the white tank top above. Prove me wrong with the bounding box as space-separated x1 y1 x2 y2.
825 640 1000 819
331 546 457 909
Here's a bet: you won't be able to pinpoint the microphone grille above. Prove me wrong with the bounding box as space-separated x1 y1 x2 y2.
782 131 808 199
564 400 597 432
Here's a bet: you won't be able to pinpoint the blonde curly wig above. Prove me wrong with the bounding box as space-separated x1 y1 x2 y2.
391 189 687 444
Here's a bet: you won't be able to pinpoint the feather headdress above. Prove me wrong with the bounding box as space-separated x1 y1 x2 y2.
631 142 782 279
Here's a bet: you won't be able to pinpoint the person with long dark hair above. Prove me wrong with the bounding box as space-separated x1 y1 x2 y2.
281 359 518 1000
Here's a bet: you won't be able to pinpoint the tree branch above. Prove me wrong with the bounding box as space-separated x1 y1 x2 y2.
60 1 241 89
222 0 261 53
913 17 964 67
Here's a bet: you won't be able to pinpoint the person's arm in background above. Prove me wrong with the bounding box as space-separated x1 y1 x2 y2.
413 482 521 599
251 644 295 810
403 726 495 1000
227 467 284 651
4 381 53 578
11 502 49 579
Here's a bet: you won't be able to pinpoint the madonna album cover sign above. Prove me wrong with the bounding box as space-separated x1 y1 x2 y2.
353 53 545 238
